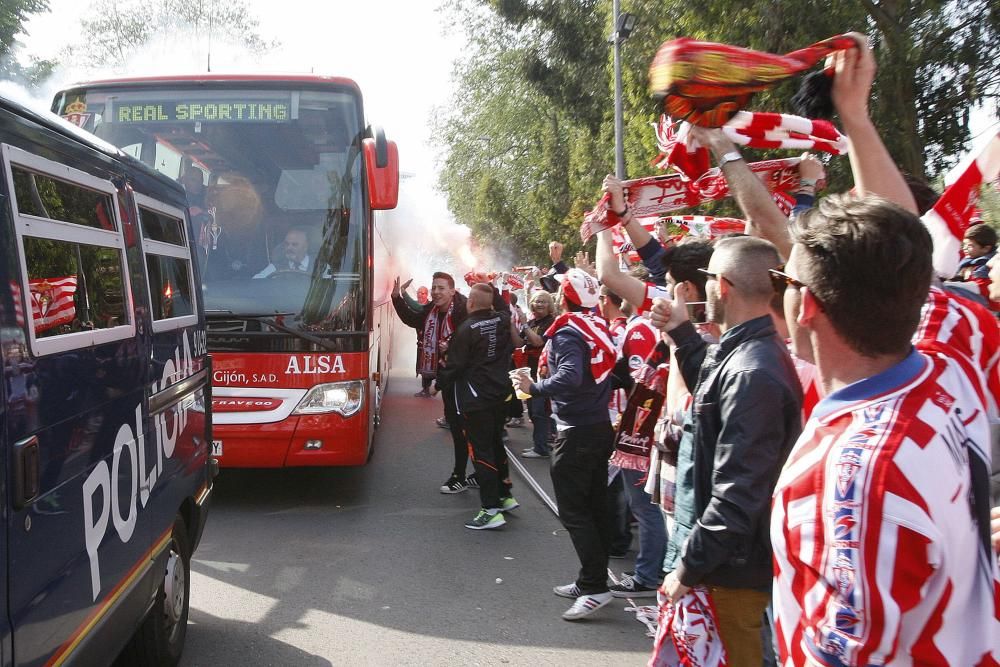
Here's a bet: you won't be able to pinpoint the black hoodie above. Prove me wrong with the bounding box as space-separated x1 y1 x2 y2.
436 308 514 414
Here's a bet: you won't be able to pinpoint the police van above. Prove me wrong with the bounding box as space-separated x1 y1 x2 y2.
0 92 213 665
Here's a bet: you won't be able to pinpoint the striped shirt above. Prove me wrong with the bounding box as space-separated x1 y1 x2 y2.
771 350 1000 666
915 285 999 416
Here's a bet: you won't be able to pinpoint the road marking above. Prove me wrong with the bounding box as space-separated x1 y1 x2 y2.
505 445 559 516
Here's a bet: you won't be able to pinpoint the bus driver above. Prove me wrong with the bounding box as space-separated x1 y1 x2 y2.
253 228 313 278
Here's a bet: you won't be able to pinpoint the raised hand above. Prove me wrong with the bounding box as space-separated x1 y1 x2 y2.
649 283 690 332
830 33 875 120
549 241 564 264
602 174 626 213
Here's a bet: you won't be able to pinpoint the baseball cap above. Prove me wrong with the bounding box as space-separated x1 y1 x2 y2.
560 268 601 308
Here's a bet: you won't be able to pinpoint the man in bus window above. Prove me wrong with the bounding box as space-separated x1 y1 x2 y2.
253 228 312 278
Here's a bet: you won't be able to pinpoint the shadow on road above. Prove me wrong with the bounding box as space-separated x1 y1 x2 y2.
182 374 648 664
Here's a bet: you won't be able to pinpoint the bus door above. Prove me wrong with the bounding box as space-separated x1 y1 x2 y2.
0 140 155 665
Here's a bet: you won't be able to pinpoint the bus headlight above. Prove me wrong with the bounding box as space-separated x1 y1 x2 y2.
293 380 365 417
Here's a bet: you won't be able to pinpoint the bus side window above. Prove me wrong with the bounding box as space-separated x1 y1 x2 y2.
135 196 197 331
3 143 136 355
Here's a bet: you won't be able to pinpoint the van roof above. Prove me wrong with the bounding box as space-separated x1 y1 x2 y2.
0 92 183 195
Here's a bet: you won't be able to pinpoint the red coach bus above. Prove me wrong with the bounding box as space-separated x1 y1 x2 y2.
52 75 399 467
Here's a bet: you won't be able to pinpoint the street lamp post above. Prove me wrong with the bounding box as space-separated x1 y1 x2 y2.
612 3 636 180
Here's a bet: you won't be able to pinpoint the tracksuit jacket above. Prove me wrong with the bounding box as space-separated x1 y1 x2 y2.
436 308 514 414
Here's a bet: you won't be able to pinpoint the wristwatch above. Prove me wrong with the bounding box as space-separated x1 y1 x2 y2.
718 151 743 167
799 177 818 188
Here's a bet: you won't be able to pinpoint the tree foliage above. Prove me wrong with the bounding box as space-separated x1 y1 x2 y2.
75 0 277 67
436 0 1000 264
0 0 54 85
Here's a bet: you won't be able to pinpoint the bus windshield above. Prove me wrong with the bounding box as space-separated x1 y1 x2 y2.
55 86 367 333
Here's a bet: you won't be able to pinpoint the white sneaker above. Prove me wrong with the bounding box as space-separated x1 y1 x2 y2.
552 582 582 599
562 592 612 620
520 450 549 459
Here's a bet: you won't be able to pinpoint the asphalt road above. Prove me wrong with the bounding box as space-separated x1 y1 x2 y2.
179 373 652 666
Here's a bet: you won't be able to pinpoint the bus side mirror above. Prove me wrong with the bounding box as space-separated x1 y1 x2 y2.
363 127 398 210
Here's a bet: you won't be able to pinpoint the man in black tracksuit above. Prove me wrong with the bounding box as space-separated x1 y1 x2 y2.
436 283 518 530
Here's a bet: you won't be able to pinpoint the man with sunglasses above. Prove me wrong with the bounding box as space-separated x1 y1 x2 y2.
770 194 999 666
649 235 802 665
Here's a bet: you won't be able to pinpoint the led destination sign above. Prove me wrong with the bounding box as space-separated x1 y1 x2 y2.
115 100 291 123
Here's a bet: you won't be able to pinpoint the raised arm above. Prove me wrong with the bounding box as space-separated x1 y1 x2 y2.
691 127 794 260
596 175 660 308
605 174 672 283
596 228 651 309
832 33 918 214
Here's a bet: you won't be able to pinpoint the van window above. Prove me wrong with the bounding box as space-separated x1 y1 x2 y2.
2 144 135 355
135 195 197 332
22 238 127 337
12 166 117 230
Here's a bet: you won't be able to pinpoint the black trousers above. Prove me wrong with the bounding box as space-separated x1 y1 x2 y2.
463 404 512 509
550 422 615 595
441 385 468 477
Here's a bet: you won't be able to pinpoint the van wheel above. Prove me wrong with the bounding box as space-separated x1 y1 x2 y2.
117 517 191 666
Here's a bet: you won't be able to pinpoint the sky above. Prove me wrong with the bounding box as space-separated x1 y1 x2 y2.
18 0 480 284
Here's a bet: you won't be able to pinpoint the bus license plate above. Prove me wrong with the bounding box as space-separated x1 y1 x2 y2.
211 440 223 456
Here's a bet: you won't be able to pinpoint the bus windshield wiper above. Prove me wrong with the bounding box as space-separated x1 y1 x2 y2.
205 310 338 351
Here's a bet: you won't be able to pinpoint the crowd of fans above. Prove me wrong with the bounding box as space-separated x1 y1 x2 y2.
392 32 1000 666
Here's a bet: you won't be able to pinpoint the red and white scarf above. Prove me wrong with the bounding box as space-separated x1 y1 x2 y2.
419 299 455 376
611 341 672 471
464 270 525 290
654 112 847 181
922 130 1000 279
581 158 800 242
648 34 857 128
540 313 617 384
649 587 729 667
612 216 747 261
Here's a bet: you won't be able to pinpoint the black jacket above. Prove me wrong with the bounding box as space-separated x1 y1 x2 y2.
666 315 802 589
436 309 514 413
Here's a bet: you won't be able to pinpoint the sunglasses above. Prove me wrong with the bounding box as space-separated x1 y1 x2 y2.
696 268 735 287
768 266 808 291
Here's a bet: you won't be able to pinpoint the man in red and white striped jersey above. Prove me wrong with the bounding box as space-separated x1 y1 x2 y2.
772 193 999 666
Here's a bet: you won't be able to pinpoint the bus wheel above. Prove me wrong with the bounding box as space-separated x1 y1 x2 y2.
119 517 191 666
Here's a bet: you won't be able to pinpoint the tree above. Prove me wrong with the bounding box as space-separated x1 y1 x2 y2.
438 1 1000 263
0 0 47 59
74 0 277 68
0 0 55 85
435 0 615 265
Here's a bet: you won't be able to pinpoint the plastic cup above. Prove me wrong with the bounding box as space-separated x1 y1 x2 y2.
509 367 531 400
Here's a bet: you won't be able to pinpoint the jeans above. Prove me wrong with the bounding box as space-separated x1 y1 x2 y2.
620 468 667 588
550 422 614 595
441 385 468 477
527 395 553 455
463 405 511 509
606 471 632 555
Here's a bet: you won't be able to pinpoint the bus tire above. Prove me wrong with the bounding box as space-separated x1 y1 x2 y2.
117 517 191 666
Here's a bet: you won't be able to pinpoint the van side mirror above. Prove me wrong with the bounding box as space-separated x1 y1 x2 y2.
363 126 398 210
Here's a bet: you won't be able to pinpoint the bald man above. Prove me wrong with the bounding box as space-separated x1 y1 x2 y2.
436 283 519 530
649 236 802 664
